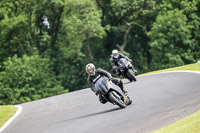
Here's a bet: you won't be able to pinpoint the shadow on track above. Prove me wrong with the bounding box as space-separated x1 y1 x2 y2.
56 107 121 123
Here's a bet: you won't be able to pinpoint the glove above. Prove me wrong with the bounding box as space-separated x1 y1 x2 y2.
113 66 118 69
109 78 113 81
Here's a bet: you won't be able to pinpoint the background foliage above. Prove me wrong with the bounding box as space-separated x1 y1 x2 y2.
0 0 199 104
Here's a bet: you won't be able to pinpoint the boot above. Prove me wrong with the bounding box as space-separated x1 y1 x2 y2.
115 69 121 76
123 89 128 95
119 80 127 95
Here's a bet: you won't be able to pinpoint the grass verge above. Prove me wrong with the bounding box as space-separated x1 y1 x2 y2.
138 62 200 76
152 111 200 133
0 105 17 128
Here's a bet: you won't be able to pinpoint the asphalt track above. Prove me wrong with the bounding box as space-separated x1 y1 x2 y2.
2 71 200 133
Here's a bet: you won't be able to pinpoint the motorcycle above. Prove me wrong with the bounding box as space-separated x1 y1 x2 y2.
95 76 132 108
118 58 137 82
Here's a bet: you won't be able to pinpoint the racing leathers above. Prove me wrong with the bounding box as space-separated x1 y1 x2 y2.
110 53 131 76
87 69 126 104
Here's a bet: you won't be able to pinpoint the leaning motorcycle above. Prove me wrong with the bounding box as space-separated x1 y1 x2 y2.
118 58 137 82
95 76 132 108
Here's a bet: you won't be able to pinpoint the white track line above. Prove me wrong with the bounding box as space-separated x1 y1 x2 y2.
0 105 23 133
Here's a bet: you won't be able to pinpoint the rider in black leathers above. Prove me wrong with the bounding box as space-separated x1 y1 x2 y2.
86 63 127 104
110 49 134 77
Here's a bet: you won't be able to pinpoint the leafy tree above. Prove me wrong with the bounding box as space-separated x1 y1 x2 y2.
0 0 37 63
148 9 194 70
52 0 105 91
0 54 65 105
33 0 65 57
61 0 105 61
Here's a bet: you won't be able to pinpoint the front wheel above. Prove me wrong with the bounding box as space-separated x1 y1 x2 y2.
126 69 136 82
108 91 126 108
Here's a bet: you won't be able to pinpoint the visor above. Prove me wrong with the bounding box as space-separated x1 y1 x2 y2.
87 68 94 74
113 53 119 58
113 53 118 56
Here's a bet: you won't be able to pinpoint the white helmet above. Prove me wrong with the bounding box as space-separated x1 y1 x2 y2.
86 63 96 76
112 49 119 58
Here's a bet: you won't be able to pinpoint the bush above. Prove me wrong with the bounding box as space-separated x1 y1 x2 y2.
0 54 66 105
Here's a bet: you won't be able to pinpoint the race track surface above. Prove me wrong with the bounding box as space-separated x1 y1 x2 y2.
2 72 200 133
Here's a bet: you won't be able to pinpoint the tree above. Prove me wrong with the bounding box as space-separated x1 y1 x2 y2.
0 0 37 63
148 9 194 70
50 0 105 91
0 54 65 105
61 0 105 62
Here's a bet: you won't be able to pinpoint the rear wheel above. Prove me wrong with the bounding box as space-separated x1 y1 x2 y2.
108 91 126 108
126 69 136 82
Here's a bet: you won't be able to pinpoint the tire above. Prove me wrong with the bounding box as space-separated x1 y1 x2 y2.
127 98 132 105
126 69 136 82
124 95 132 105
108 91 126 108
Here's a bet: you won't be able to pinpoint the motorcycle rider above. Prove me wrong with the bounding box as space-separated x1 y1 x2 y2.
110 49 136 77
86 63 127 104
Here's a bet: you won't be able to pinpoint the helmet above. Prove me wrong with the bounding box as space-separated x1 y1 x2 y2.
86 63 96 76
112 49 119 58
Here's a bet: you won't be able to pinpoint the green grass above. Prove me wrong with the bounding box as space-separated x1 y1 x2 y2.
152 111 200 133
0 105 17 128
138 62 200 76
